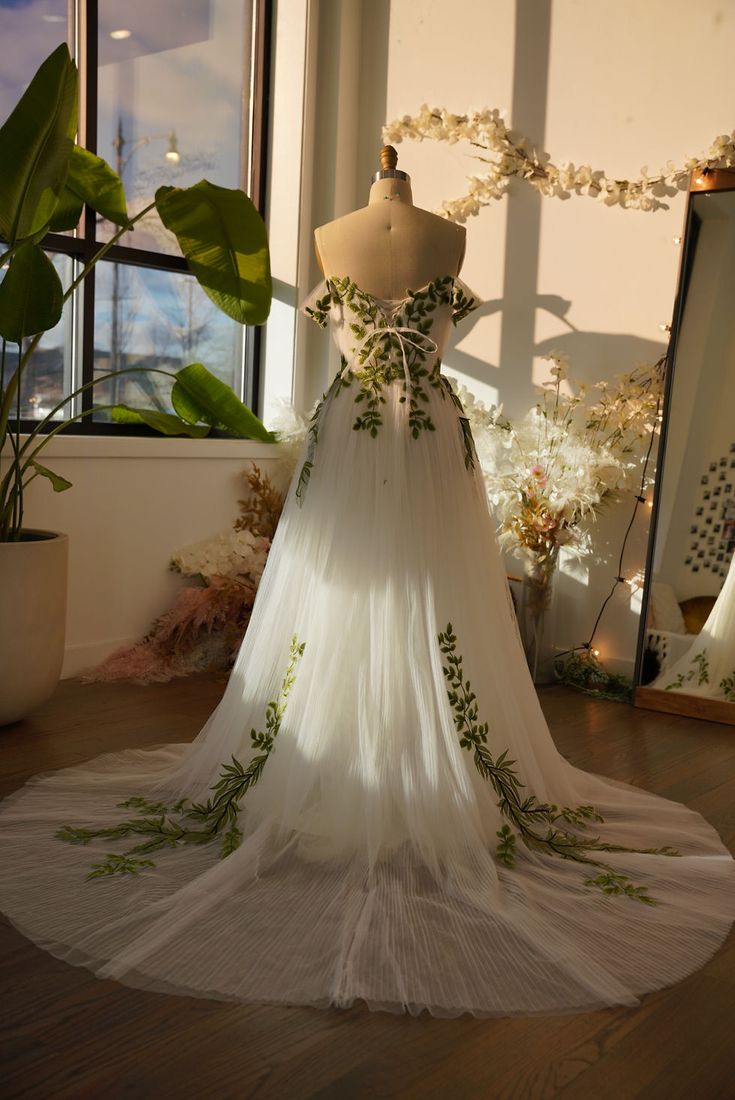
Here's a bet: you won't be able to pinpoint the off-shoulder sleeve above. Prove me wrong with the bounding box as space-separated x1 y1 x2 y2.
300 280 333 329
451 277 482 325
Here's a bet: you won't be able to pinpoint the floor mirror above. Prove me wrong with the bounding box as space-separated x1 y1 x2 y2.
634 168 735 726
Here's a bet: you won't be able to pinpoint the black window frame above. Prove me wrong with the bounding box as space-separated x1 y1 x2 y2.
9 0 272 438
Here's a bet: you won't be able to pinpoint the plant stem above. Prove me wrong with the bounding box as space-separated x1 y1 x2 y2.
0 243 21 269
0 201 158 448
11 341 23 537
62 200 157 307
0 366 179 521
17 364 177 459
0 339 6 418
17 401 129 482
0 423 21 541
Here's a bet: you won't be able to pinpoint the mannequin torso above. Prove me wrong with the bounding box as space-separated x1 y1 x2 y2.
314 177 466 301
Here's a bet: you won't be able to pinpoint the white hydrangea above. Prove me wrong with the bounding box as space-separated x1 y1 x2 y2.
172 528 269 583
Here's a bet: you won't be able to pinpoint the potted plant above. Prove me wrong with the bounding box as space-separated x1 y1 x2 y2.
0 44 275 725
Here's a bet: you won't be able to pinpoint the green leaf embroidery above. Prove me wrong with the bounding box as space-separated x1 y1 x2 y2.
666 649 710 691
720 672 735 702
331 275 453 444
299 276 478 498
438 624 679 903
495 824 518 867
582 873 657 906
294 373 346 506
58 636 306 876
87 853 156 880
691 651 709 686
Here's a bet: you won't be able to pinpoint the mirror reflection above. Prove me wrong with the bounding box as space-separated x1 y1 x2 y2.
637 184 735 722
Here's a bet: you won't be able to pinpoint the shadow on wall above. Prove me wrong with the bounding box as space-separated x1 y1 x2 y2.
554 499 656 678
446 0 667 668
445 297 668 412
441 1 669 411
300 0 675 670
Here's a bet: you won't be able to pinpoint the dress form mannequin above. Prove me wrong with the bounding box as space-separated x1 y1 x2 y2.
314 146 466 300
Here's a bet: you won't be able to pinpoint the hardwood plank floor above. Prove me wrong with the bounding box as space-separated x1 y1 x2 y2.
0 678 733 1100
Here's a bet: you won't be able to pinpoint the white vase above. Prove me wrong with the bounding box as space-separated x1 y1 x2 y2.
0 530 68 726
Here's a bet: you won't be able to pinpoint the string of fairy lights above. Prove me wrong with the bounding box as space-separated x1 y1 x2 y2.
555 350 668 681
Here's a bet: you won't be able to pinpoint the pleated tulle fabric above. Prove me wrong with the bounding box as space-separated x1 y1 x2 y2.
0 275 733 1017
653 554 735 701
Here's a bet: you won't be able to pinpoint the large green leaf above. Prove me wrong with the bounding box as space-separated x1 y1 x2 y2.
155 181 271 325
110 405 210 437
0 43 77 243
30 460 72 492
64 145 128 226
0 243 63 342
171 363 275 442
48 184 84 232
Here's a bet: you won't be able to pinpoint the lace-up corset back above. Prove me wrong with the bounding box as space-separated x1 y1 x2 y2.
304 275 477 381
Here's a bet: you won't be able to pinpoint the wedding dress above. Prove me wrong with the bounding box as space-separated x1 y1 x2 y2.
653 554 735 702
0 273 733 1018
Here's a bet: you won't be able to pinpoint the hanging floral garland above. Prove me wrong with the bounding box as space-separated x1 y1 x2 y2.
382 105 735 220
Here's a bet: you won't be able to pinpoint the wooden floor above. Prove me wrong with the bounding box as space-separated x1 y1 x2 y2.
1 677 734 1100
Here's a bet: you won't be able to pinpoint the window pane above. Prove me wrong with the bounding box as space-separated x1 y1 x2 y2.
91 260 244 420
0 253 75 421
97 0 254 252
0 0 72 124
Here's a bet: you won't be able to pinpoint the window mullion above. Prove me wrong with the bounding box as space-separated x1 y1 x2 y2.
78 0 99 427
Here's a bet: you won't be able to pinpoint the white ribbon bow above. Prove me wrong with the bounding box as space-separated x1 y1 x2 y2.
342 326 439 394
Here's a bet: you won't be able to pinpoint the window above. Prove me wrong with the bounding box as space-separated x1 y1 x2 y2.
0 0 270 432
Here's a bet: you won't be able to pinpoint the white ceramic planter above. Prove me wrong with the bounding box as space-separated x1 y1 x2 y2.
0 530 68 726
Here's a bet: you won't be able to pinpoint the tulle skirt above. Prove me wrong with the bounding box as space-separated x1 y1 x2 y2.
653 554 735 700
0 378 733 1017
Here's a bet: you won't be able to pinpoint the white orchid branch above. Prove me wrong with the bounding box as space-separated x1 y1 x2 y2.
382 105 735 221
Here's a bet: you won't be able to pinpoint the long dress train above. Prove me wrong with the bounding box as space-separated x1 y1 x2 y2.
0 274 733 1017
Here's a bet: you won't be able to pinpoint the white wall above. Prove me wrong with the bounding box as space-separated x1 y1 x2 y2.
15 437 284 677
9 0 735 680
295 0 735 673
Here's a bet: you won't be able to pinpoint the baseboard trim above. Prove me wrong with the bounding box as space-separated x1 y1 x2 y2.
61 637 138 680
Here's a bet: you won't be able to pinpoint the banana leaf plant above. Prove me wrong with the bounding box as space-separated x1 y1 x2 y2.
0 44 275 543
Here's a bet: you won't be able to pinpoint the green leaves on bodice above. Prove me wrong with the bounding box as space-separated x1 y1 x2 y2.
296 275 478 504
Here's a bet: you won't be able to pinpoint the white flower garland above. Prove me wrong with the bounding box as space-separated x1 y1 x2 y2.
382 105 735 221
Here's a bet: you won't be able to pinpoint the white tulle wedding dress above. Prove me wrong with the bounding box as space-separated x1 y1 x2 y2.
653 554 735 702
1 273 734 1017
